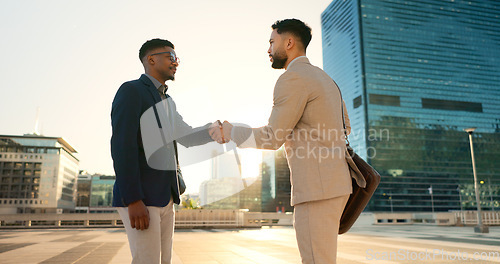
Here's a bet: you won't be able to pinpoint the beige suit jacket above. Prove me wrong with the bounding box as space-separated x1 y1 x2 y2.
233 57 353 206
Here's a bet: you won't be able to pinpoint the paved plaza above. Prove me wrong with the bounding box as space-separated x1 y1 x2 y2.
0 224 498 263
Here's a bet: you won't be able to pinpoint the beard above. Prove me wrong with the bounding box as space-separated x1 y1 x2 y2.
271 50 288 69
164 67 175 81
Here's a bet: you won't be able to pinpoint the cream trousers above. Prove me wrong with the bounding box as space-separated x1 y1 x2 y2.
117 198 175 264
294 194 349 264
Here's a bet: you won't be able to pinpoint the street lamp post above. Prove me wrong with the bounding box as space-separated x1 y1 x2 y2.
464 127 489 233
487 179 495 212
457 186 464 224
383 193 393 213
428 185 434 213
389 192 393 213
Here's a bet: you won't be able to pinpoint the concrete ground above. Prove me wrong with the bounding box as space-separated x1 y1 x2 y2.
0 224 498 263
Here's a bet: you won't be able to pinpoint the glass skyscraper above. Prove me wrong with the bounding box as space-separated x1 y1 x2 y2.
322 0 500 212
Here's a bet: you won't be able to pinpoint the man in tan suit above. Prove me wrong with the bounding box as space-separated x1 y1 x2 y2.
210 19 352 263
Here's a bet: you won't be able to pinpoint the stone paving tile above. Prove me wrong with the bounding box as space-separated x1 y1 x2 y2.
50 234 99 243
0 242 81 264
74 242 124 264
0 232 17 238
338 228 500 264
0 225 498 263
40 242 102 263
0 242 34 253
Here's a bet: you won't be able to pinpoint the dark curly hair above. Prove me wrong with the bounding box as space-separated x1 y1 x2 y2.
139 38 175 62
271 19 312 50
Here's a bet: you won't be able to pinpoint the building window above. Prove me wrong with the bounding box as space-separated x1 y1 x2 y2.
353 95 362 109
47 149 59 154
421 98 483 113
369 94 400 106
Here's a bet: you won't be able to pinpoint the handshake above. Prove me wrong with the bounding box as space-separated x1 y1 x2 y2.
209 120 234 144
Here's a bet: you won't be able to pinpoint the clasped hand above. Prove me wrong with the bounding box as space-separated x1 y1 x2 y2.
209 120 233 144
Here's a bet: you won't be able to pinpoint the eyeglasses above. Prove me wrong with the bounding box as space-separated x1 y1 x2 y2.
150 51 180 64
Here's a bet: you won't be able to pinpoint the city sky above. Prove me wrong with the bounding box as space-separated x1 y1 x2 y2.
0 0 333 193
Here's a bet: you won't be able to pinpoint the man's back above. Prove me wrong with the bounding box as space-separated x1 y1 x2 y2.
275 57 352 206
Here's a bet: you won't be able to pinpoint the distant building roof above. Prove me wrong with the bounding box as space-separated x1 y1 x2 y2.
0 134 78 153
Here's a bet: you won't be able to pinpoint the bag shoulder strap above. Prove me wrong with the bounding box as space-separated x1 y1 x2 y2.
151 103 179 170
331 79 349 144
173 140 180 169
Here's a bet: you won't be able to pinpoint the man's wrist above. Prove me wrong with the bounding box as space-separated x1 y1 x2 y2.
128 200 143 207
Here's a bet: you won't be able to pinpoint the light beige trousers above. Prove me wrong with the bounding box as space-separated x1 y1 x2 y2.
294 194 350 264
117 198 175 264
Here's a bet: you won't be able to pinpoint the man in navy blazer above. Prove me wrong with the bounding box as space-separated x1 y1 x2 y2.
111 38 214 264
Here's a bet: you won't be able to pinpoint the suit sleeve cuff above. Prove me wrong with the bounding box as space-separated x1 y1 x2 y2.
232 125 256 148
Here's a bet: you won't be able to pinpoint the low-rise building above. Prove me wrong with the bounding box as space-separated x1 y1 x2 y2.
0 134 79 214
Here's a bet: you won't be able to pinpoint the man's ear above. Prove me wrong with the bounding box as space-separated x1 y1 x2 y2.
146 55 155 65
286 37 295 50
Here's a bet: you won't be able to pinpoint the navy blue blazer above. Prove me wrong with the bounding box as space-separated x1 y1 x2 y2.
111 74 211 207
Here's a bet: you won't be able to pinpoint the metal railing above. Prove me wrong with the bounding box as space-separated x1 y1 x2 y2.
0 210 294 229
373 211 500 226
454 211 500 226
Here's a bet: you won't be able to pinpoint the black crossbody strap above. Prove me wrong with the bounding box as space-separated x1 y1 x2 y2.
151 104 179 169
173 140 180 169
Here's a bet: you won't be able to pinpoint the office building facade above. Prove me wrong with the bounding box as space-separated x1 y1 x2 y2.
76 172 91 212
76 171 116 213
322 0 500 211
199 148 292 212
261 148 292 213
199 151 248 208
0 134 79 214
